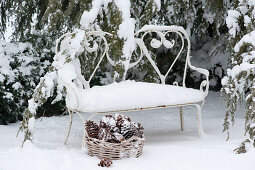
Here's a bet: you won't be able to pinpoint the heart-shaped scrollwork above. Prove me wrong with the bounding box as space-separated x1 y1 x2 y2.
79 31 114 83
130 29 185 84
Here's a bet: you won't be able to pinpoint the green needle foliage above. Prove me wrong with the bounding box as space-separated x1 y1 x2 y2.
222 0 255 153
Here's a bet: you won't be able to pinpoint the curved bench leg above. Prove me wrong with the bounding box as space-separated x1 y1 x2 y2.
64 109 73 144
194 103 204 137
179 106 184 131
80 112 87 149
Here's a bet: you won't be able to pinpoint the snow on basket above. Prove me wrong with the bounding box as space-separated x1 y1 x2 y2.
85 114 145 160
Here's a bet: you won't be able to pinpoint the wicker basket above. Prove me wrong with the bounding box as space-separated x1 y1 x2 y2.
85 135 145 160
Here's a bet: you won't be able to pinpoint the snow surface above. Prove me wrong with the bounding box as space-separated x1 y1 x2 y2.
0 92 254 170
71 80 205 112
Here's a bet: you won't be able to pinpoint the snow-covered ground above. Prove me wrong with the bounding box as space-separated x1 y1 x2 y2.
0 92 254 170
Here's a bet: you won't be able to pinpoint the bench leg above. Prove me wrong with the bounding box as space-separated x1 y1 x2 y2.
64 109 73 144
194 103 204 137
74 111 87 148
179 106 184 131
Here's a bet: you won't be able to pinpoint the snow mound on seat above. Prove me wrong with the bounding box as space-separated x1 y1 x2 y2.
72 80 205 112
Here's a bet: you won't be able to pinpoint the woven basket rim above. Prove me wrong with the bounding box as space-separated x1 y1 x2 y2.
85 134 146 144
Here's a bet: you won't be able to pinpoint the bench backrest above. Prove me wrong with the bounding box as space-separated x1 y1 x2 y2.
56 25 194 88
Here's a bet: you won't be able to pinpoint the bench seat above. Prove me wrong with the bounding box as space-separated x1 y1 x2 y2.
73 80 205 113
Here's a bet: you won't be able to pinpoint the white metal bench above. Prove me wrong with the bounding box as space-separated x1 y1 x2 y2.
56 25 209 146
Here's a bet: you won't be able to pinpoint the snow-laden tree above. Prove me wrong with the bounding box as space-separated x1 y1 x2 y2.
222 0 255 153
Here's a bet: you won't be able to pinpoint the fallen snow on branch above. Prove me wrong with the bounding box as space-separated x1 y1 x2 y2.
234 30 255 53
226 10 241 38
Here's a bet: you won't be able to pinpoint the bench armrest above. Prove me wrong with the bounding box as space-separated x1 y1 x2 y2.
188 61 209 97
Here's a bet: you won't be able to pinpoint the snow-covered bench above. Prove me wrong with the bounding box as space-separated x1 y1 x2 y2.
57 25 209 146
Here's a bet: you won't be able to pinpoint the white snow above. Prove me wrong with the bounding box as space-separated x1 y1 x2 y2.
80 0 111 29
70 80 205 112
12 82 22 90
138 25 188 36
0 40 24 83
234 30 255 53
0 54 14 82
0 40 47 85
114 0 136 79
227 62 255 78
101 115 116 127
28 117 36 134
28 99 39 115
226 10 241 37
244 15 251 26
0 92 254 170
153 0 161 11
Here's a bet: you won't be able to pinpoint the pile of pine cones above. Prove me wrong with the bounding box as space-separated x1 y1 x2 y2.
85 114 144 143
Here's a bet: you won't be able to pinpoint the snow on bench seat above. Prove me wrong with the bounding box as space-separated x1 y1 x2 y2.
75 80 205 113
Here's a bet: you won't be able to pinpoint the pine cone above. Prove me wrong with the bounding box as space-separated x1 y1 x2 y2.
115 114 132 135
100 115 116 132
85 120 99 139
116 117 124 130
123 124 139 140
98 158 113 167
115 114 131 125
98 127 120 143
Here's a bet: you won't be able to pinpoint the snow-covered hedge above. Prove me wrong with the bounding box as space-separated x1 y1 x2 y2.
0 40 49 124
